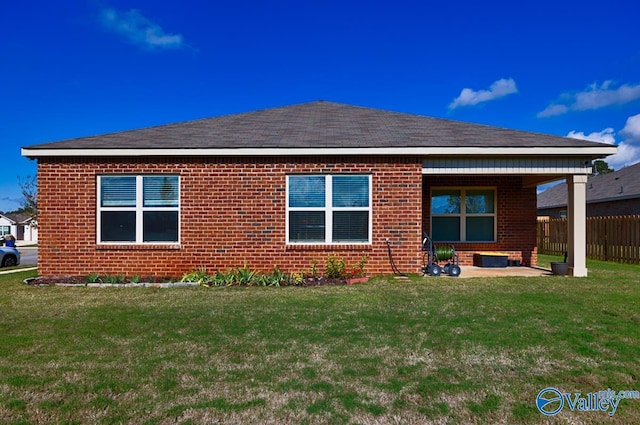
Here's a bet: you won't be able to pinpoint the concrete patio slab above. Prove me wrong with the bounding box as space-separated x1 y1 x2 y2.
431 266 553 279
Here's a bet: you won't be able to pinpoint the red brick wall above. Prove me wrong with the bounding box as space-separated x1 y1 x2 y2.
423 175 538 267
37 156 424 278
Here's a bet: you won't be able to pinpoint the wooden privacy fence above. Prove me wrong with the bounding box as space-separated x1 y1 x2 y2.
537 215 640 264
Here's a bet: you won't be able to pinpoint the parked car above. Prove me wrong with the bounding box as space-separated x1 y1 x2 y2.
0 246 20 267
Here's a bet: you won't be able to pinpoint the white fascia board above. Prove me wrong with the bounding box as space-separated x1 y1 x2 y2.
22 146 618 158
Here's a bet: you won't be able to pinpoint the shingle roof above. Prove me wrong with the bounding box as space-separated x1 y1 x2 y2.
537 162 640 208
24 101 612 151
1 212 33 224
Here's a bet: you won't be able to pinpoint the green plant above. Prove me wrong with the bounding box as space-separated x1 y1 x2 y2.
290 272 304 286
324 255 346 279
104 274 119 284
346 254 368 278
129 275 141 284
214 270 236 287
211 270 227 286
269 266 287 287
310 258 319 279
180 268 213 286
254 274 269 287
357 254 368 276
86 273 101 284
235 264 256 286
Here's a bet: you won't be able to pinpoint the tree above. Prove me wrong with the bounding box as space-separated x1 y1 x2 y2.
592 159 614 176
18 175 37 221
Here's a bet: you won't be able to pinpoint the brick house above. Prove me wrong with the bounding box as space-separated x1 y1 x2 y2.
538 161 640 218
22 101 615 277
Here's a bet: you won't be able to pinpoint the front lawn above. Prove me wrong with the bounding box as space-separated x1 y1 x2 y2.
1 260 638 424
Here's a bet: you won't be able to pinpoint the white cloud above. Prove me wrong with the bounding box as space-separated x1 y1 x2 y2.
605 143 640 169
620 113 640 143
537 104 568 118
449 78 518 109
566 128 616 145
100 8 185 50
567 114 640 169
538 81 640 117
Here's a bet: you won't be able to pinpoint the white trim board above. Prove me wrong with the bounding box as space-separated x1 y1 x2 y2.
22 146 617 158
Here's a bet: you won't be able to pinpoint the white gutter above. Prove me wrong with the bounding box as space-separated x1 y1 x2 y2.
22 146 618 158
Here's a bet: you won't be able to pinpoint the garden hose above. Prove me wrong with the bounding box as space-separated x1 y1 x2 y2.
386 238 407 277
435 246 455 261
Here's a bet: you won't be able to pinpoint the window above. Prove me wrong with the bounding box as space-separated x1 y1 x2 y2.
287 174 371 244
97 175 179 243
431 188 495 242
0 226 10 237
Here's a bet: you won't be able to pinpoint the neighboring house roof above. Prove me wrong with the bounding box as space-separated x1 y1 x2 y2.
23 101 616 158
537 162 640 209
0 213 33 225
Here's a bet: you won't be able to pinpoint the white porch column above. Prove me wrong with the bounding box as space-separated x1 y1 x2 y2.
566 174 588 277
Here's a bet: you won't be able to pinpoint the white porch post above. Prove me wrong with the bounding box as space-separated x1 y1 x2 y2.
566 174 588 277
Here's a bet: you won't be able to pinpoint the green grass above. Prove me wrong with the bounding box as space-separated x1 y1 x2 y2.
1 261 639 424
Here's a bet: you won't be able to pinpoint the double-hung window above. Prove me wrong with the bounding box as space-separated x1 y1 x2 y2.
431 188 496 242
97 175 180 244
287 174 371 244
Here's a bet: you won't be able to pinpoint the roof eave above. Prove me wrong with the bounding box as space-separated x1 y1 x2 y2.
22 146 619 159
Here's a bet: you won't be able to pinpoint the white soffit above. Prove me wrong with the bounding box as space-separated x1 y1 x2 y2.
423 157 594 175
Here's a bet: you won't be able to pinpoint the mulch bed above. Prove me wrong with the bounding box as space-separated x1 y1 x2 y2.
24 276 353 287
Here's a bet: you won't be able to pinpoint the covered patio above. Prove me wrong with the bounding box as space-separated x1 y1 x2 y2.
422 155 613 277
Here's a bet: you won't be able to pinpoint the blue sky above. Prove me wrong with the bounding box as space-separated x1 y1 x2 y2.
2 0 640 212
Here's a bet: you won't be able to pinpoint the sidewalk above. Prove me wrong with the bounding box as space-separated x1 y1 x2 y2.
0 267 37 275
15 241 38 247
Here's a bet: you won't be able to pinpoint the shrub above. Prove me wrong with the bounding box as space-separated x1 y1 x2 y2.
290 272 304 286
310 258 319 279
324 255 346 279
353 254 368 278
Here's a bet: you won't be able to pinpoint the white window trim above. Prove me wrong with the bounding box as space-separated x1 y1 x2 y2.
97 175 180 244
430 187 497 242
286 174 372 245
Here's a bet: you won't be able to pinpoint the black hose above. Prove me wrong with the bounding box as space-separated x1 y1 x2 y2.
386 238 408 277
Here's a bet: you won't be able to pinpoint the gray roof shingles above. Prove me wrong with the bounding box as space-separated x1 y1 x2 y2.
24 101 612 151
537 162 640 208
1 212 33 224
